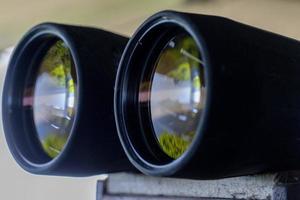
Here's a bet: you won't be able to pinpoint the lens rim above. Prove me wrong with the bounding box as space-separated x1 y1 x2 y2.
29 39 77 158
138 31 185 163
115 11 212 176
145 33 205 159
2 24 82 173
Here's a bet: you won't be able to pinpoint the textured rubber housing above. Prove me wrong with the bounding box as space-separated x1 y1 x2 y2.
2 23 134 176
114 10 300 179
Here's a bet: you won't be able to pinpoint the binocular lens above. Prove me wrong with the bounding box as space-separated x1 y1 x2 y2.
3 23 132 176
26 40 77 158
140 34 205 159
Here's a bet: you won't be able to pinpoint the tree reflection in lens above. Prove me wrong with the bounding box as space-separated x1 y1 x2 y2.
148 35 205 159
31 40 76 158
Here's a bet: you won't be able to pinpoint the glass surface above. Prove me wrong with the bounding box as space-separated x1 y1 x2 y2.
27 40 76 158
141 34 205 159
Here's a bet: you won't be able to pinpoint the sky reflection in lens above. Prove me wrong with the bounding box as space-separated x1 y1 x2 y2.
149 35 205 159
31 40 76 158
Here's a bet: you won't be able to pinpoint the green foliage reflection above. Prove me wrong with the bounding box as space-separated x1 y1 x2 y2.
40 40 75 93
42 134 68 158
156 36 201 84
158 131 192 159
167 62 191 81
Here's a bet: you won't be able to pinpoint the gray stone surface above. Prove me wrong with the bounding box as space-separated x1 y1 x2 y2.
107 173 276 200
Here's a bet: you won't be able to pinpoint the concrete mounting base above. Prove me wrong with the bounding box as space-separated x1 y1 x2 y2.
96 172 300 200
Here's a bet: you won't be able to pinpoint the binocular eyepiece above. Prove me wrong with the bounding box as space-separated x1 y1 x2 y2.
2 23 133 176
115 11 300 179
3 10 300 179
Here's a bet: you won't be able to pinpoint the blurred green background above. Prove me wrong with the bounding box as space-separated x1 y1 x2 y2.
1 0 300 200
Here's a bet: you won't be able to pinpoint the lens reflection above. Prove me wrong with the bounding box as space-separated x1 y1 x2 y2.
25 40 77 158
146 34 205 159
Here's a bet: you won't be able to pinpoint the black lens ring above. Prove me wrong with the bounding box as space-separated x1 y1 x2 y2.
2 24 82 173
23 37 59 161
115 10 213 176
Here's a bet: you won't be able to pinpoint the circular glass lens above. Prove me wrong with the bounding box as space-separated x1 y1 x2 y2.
147 34 205 159
25 40 77 158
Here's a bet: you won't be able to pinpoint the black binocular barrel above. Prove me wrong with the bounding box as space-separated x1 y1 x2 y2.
2 23 133 176
114 10 300 179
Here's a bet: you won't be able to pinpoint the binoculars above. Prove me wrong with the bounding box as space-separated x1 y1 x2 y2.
3 10 300 179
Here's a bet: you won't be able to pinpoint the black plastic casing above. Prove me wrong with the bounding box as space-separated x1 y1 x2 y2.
2 23 134 176
115 10 300 179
